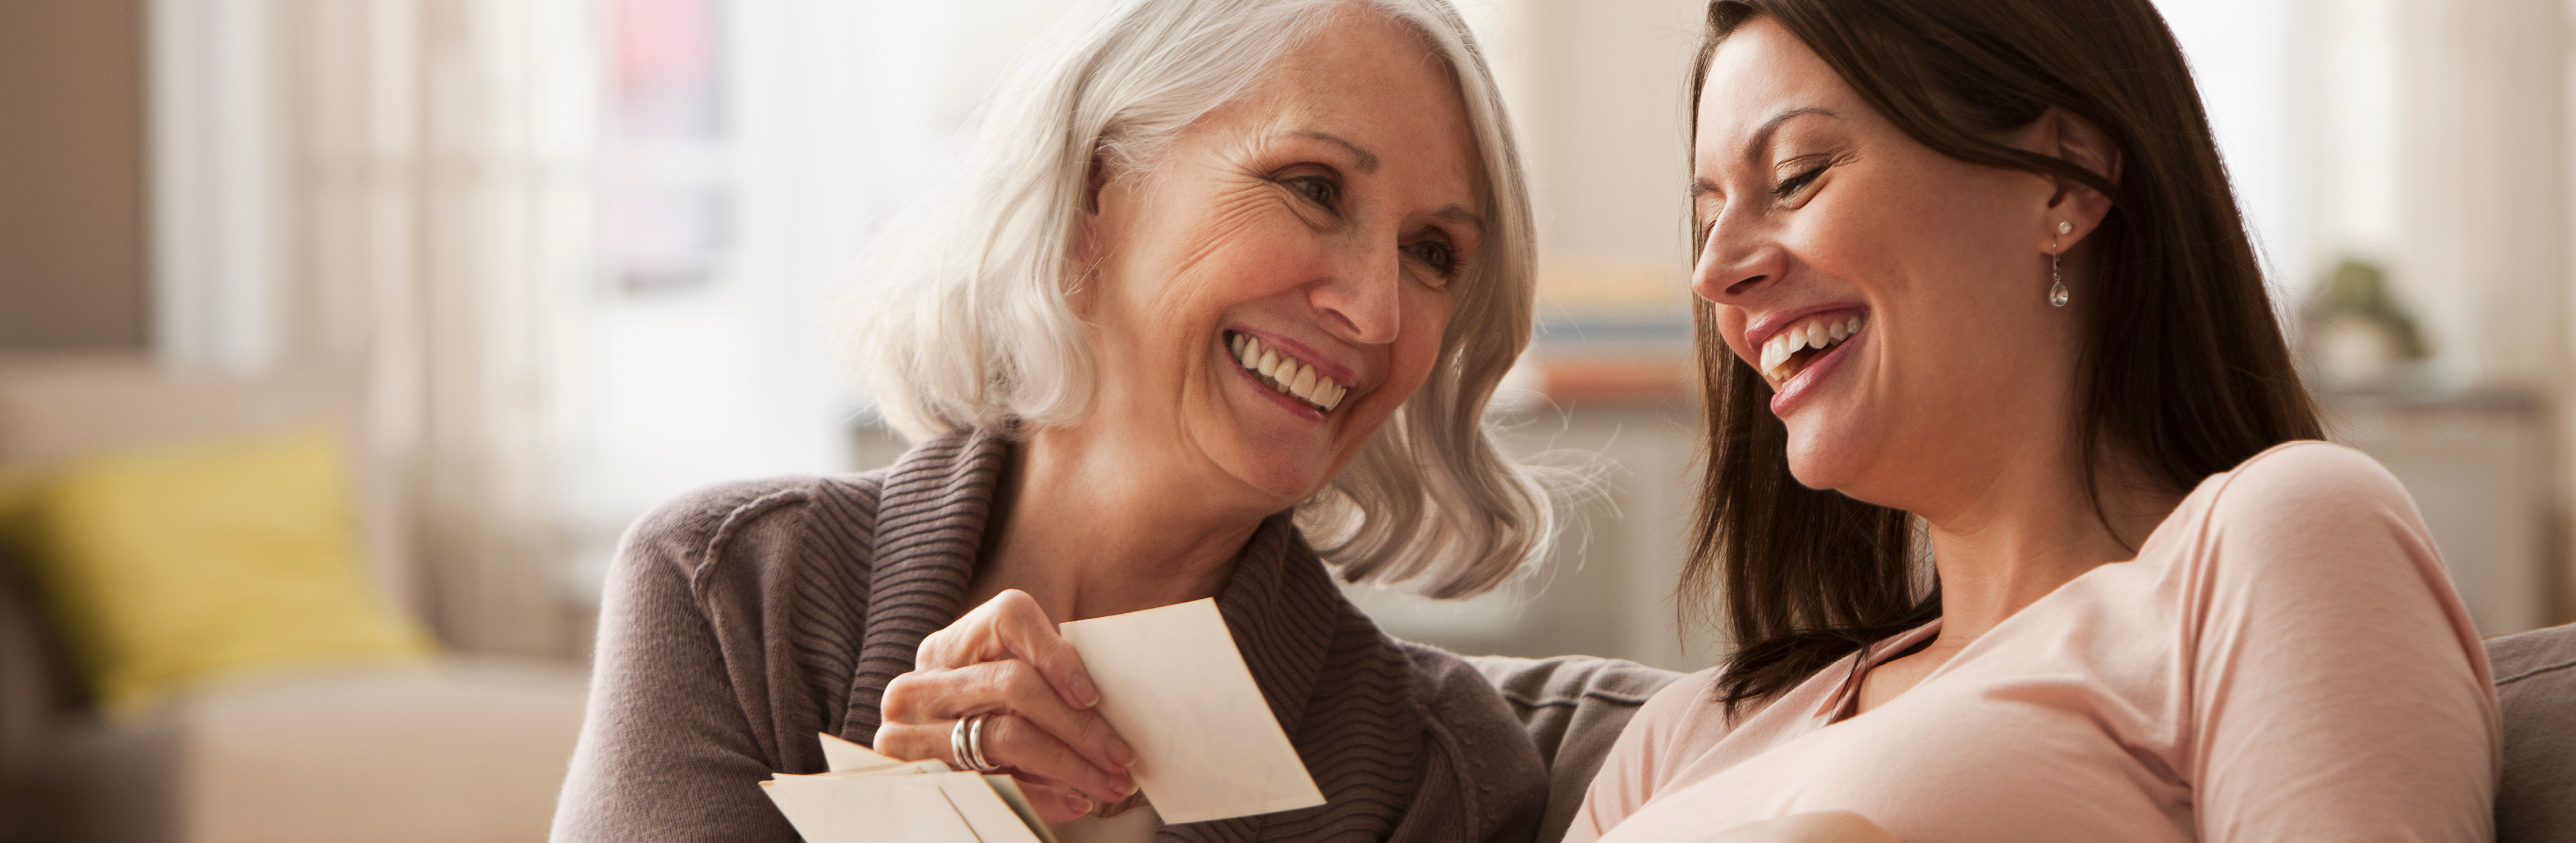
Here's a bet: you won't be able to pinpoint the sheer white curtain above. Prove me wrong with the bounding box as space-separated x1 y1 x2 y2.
554 0 1086 597
149 0 1097 654
150 0 597 655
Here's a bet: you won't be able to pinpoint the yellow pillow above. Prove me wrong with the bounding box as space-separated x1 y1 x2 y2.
3 430 435 711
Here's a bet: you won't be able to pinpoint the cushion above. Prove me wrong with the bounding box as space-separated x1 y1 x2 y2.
2489 623 2576 843
0 430 432 711
0 355 422 624
1469 654 1681 843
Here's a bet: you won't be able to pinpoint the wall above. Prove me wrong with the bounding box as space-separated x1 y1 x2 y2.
0 0 149 351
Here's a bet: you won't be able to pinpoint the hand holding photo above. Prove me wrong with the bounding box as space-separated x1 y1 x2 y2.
1056 598 1327 824
760 733 1058 843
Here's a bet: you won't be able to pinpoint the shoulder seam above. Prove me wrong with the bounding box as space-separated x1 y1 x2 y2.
691 485 816 590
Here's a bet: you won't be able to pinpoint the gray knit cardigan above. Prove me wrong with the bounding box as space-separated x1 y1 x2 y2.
551 429 1550 842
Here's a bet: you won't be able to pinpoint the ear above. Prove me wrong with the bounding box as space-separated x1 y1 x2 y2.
1083 143 1114 215
1065 147 1118 315
1070 147 1115 265
2029 106 2119 255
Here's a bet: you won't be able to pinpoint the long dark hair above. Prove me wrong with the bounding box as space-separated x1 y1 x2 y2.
1683 0 2326 715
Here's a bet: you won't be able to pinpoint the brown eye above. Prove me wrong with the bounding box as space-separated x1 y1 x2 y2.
1288 176 1339 209
1773 165 1826 200
1404 239 1457 274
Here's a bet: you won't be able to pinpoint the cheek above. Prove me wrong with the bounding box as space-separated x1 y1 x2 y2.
1119 225 1318 339
1714 309 1753 363
1803 167 2026 295
1787 194 1906 287
1389 289 1454 386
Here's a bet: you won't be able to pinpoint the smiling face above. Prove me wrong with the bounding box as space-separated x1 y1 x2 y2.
1070 7 1483 506
1690 17 2092 513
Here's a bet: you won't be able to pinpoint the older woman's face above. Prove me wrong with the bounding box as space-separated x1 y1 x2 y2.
1690 18 2096 513
1076 8 1483 502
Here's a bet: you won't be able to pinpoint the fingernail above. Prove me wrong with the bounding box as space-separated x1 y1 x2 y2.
1108 738 1133 767
1067 793 1092 815
1072 674 1099 708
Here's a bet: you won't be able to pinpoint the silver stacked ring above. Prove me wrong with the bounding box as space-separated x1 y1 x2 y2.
950 712 1002 773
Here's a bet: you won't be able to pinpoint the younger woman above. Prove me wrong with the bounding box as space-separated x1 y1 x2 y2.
1572 1 2501 840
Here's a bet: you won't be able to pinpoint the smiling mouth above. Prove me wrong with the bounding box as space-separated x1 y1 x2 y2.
1226 331 1349 413
1758 312 1866 385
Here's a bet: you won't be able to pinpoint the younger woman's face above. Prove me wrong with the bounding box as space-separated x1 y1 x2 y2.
1075 8 1484 505
1690 17 2098 513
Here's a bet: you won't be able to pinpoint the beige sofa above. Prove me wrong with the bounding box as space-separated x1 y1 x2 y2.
0 354 588 843
2 354 2567 842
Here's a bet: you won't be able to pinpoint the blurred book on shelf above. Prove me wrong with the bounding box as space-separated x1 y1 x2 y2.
1523 260 1696 407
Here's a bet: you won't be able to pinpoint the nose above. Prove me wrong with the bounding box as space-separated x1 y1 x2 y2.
1691 211 1789 305
1309 239 1403 345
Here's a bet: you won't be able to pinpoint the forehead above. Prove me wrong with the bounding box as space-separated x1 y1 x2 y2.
1226 9 1484 194
1695 18 1854 160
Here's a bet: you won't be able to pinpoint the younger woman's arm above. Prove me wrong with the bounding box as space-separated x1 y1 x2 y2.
1562 670 1732 843
2186 444 2500 842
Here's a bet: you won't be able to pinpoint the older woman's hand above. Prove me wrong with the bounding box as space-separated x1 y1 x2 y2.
874 589 1137 822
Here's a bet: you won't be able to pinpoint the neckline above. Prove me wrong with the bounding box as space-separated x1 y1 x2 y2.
1796 452 2266 728
1817 619 1943 724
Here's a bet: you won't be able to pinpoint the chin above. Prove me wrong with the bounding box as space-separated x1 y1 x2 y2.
1781 422 1868 493
1202 425 1332 501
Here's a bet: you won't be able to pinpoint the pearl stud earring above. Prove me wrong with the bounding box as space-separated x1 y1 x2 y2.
2049 221 2072 308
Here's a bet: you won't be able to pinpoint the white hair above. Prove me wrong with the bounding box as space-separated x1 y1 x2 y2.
856 0 1550 598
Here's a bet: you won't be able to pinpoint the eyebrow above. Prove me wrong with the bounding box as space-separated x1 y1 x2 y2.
1273 129 1477 231
1691 107 1840 205
1287 129 1381 174
1744 107 1839 163
1432 203 1486 235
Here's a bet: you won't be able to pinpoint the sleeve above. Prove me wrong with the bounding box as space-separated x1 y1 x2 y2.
2185 443 2501 843
1464 654 1683 843
549 487 806 843
1561 668 1723 843
1393 642 1550 843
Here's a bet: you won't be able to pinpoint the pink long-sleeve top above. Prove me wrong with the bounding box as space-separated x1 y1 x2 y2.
1569 442 2501 843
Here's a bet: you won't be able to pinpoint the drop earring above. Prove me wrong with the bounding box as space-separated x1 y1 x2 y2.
2049 220 2072 308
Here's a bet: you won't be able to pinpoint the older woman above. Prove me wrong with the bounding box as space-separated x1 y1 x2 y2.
1569 0 2500 841
552 0 1558 840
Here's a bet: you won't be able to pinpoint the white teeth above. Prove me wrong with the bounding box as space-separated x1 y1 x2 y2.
1755 314 1867 383
1227 333 1353 412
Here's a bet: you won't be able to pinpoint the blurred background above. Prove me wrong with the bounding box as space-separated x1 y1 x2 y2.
1 0 2570 840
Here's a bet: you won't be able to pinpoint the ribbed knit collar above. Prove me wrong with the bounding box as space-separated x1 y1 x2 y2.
840 428 1344 800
